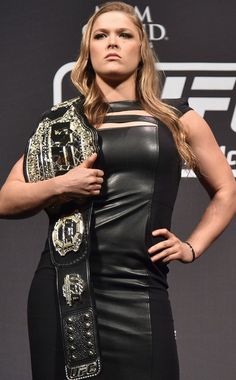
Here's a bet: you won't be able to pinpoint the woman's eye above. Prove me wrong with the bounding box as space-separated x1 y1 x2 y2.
120 32 132 38
94 33 107 40
93 32 132 40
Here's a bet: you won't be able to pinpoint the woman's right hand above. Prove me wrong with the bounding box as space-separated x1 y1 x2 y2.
0 153 104 218
55 152 104 199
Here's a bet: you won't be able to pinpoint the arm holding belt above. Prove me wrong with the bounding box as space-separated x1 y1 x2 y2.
23 95 102 380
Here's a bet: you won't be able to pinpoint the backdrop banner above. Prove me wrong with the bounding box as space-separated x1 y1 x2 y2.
0 1 235 379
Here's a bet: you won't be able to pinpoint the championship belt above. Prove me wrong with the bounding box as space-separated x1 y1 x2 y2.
24 96 102 379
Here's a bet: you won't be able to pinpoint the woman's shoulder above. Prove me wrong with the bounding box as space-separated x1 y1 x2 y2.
162 97 193 116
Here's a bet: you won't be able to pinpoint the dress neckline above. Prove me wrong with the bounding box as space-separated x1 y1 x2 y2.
107 100 142 112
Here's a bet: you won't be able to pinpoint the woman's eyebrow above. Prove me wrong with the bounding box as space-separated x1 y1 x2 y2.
92 27 134 34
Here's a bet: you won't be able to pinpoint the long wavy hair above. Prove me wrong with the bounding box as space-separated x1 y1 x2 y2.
71 1 195 167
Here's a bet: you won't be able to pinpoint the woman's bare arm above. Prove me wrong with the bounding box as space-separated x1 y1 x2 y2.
0 153 104 219
180 110 236 257
148 110 236 263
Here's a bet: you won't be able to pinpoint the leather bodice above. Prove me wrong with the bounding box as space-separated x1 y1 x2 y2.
90 100 183 290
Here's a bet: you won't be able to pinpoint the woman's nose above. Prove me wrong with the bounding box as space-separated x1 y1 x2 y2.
107 35 119 49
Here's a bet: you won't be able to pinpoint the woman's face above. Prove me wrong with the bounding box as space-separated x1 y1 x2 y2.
89 11 141 82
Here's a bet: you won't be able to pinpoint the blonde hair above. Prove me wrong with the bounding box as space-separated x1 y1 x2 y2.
71 1 195 168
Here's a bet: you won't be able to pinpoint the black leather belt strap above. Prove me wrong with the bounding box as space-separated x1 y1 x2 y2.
23 95 102 379
48 205 101 380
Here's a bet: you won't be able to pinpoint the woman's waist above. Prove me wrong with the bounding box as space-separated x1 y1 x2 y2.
36 245 149 278
34 251 168 295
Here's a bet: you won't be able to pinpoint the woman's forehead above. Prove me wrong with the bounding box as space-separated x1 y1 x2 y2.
92 11 137 32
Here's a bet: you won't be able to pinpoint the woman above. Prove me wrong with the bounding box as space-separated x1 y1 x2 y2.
0 2 235 380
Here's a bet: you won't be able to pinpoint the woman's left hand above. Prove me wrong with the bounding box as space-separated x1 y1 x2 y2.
148 228 194 264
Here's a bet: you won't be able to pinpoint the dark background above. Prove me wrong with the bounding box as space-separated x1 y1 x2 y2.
0 1 235 379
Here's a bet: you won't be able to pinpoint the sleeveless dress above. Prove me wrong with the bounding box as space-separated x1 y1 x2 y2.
27 99 192 380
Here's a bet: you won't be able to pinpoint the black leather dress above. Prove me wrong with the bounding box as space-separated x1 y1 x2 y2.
27 99 192 380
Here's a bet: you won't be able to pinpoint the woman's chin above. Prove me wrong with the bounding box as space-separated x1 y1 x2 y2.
98 71 136 84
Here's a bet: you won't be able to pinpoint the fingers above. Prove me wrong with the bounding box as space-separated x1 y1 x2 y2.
89 183 103 191
90 189 101 196
149 245 178 263
63 154 105 197
148 236 194 264
80 153 98 168
93 169 104 178
95 176 104 184
89 172 104 187
76 167 104 179
148 230 177 255
162 253 180 263
148 228 185 264
84 173 104 195
152 228 172 238
74 166 104 185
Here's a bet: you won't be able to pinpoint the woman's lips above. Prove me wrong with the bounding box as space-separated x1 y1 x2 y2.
105 53 121 59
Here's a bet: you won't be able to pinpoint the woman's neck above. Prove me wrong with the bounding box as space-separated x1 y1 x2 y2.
95 75 137 102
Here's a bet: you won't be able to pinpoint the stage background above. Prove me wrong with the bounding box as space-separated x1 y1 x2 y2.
0 1 235 379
